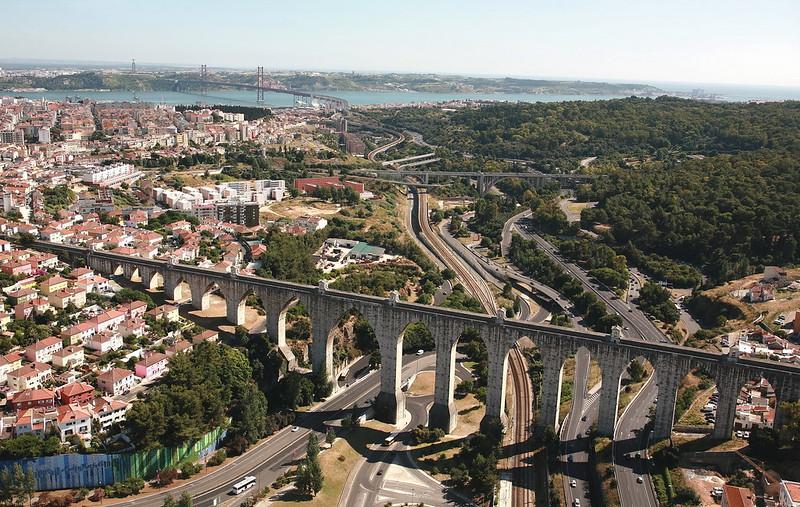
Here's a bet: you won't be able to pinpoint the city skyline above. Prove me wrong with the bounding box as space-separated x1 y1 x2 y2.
2 0 799 88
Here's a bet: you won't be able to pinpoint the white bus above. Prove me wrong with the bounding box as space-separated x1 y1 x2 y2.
229 476 257 495
383 432 400 446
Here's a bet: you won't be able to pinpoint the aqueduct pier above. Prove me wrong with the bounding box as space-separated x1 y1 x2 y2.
37 241 800 441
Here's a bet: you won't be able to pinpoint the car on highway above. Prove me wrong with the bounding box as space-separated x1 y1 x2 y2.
416 349 424 356
573 499 581 506
637 476 644 484
291 426 299 432
570 480 577 488
581 415 587 421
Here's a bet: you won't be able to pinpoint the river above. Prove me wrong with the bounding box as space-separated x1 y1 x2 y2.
1 89 665 108
7 84 800 108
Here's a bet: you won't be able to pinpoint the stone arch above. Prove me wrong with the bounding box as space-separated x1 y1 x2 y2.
612 356 656 442
147 271 164 291
561 345 597 430
526 332 579 433
230 288 267 333
130 267 142 284
713 367 781 440
189 280 225 312
169 276 192 303
113 264 124 277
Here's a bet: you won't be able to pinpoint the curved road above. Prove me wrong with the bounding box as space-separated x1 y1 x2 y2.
339 355 474 507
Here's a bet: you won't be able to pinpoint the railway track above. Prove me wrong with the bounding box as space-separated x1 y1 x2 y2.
508 345 534 507
414 187 534 506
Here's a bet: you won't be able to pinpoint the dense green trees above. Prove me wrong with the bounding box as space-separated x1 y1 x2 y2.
311 185 359 205
255 231 322 284
637 282 679 324
125 342 268 449
401 322 434 353
112 288 155 309
509 234 621 332
584 150 800 284
369 97 800 168
42 185 76 214
0 435 62 460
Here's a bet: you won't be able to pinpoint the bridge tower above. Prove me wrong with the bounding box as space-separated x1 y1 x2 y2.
131 58 136 74
256 66 265 103
200 64 208 95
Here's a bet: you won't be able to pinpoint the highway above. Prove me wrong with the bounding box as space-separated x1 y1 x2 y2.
614 376 659 507
507 214 662 507
560 348 597 507
112 353 431 507
366 131 404 162
339 355 474 507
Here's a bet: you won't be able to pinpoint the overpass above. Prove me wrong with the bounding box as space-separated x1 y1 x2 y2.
33 241 800 441
173 78 349 111
356 169 597 192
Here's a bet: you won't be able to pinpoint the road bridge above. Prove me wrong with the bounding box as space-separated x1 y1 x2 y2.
32 241 800 441
173 78 349 111
357 169 596 192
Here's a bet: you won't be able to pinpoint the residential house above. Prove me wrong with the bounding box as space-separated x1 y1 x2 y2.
117 319 146 338
62 320 96 345
91 397 129 430
192 329 219 344
134 352 168 379
721 485 755 507
748 283 775 303
66 267 95 282
122 300 148 320
7 287 38 305
145 304 179 322
52 346 85 369
57 404 93 442
86 331 124 353
93 309 126 333
39 275 69 295
13 408 52 438
48 287 87 309
2 260 33 277
166 340 193 357
96 367 136 396
7 362 52 390
9 388 56 411
24 336 63 363
0 352 23 385
59 381 95 405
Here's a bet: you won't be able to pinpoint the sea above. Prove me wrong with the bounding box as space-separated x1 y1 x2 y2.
6 83 800 108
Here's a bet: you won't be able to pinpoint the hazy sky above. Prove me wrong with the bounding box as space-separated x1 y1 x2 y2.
3 0 799 87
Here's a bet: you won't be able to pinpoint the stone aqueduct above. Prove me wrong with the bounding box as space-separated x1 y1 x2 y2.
42 242 800 440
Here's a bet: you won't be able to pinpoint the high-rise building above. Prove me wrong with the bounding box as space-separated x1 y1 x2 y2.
38 127 51 144
0 129 24 145
215 202 259 227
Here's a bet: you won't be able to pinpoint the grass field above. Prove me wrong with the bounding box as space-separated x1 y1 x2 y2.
269 427 380 507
